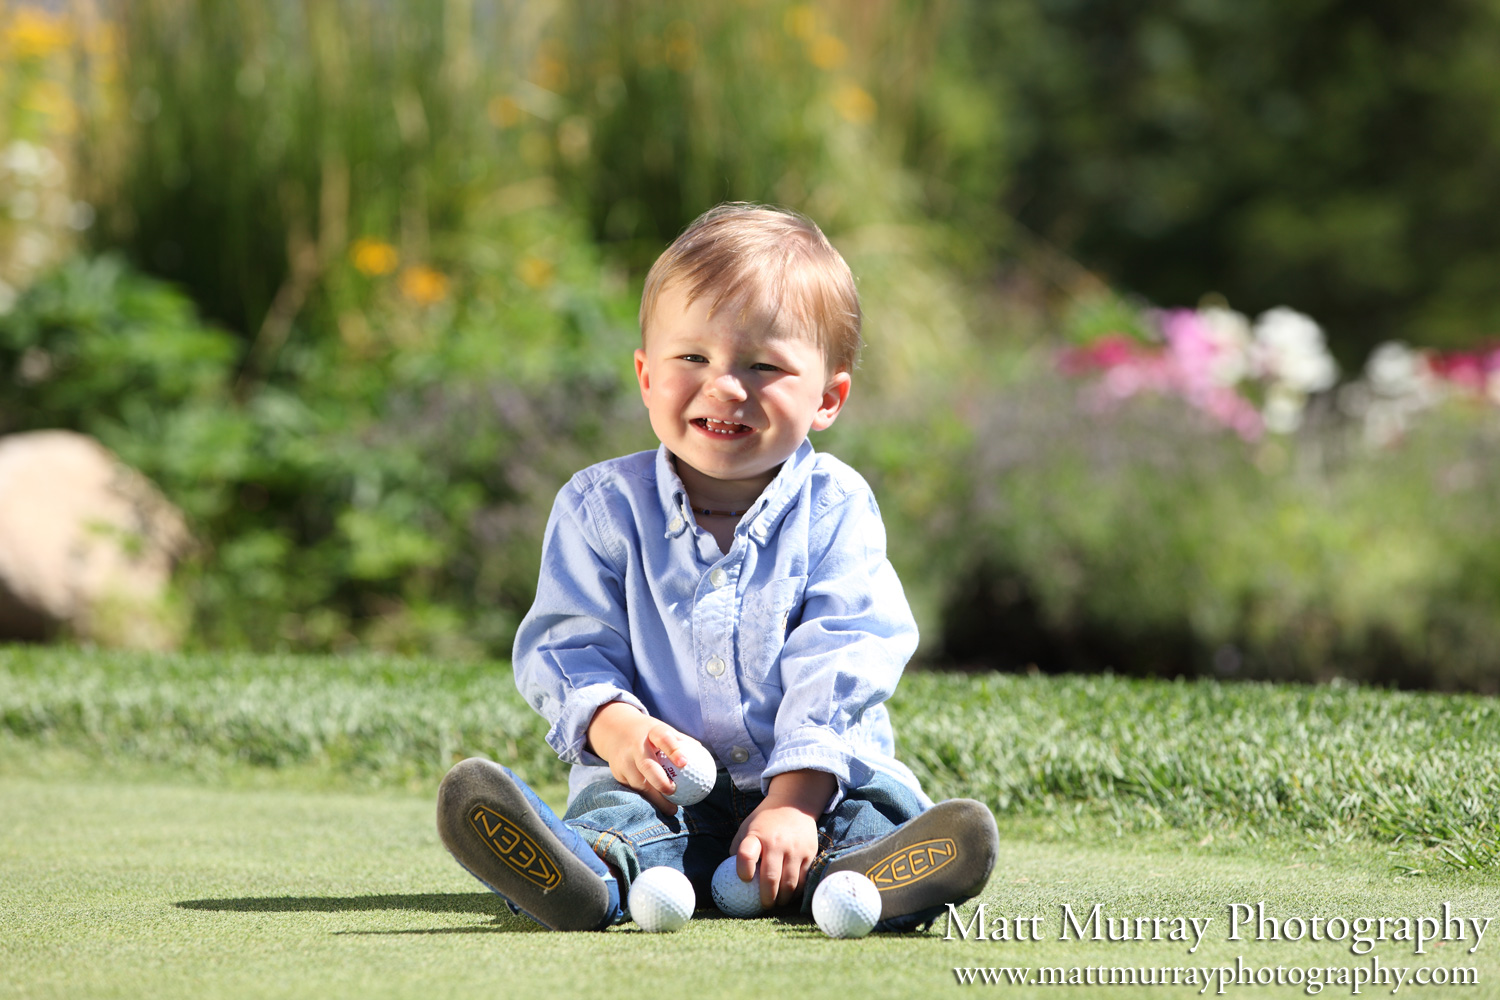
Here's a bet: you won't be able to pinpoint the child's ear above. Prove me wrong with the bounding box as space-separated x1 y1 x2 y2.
811 370 852 431
634 348 651 401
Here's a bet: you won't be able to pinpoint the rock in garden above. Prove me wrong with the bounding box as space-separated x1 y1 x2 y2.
0 430 190 648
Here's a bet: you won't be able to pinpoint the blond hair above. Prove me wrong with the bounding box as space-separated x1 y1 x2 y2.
639 203 862 373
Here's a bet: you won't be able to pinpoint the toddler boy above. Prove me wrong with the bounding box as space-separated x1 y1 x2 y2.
438 203 997 931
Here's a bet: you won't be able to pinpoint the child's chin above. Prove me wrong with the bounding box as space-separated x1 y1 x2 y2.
690 458 768 482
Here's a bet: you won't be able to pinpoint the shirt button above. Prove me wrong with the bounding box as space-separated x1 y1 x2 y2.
705 656 726 677
709 568 727 588
729 746 750 764
668 516 684 532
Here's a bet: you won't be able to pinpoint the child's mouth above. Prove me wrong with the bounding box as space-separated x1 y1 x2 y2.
694 417 752 435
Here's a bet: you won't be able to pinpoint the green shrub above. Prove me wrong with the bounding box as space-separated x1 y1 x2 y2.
0 241 652 657
845 362 1500 692
0 254 242 520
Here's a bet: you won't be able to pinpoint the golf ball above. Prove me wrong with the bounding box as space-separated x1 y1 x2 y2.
811 871 881 939
655 743 715 806
710 856 764 917
628 866 695 933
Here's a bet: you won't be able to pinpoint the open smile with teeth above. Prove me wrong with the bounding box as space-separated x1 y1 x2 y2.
695 417 752 435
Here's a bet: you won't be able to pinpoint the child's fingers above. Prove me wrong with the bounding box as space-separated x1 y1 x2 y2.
641 752 677 796
771 852 804 907
737 833 762 884
787 856 811 905
646 725 688 768
611 756 677 815
758 847 783 910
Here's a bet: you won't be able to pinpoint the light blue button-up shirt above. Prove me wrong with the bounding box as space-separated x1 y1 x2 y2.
513 439 929 809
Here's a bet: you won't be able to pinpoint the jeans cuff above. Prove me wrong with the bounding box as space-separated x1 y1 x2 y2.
575 825 642 890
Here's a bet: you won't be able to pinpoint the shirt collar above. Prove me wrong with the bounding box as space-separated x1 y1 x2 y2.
656 439 818 545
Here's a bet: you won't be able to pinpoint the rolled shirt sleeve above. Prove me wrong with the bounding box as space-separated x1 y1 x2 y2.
760 486 919 805
512 484 648 766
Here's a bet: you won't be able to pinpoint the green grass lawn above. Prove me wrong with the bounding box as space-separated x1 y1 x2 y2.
4 647 1500 998
5 772 1498 1000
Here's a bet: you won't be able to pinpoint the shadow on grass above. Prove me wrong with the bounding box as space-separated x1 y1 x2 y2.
334 925 545 935
175 895 894 938
175 892 509 916
177 892 548 934
341 911 822 936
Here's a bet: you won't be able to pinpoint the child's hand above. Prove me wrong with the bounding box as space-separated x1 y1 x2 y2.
587 702 700 814
730 770 837 909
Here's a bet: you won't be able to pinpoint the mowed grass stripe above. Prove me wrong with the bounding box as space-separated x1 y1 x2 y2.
2 647 1497 863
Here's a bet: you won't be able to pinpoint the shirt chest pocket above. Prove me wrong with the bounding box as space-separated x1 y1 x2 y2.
736 575 807 690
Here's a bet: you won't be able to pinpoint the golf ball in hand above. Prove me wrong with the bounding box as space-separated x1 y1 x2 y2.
710 856 764 917
655 743 715 806
628 866 695 933
812 871 881 939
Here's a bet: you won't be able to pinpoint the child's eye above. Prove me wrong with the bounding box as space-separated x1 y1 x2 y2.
679 354 708 363
750 362 782 372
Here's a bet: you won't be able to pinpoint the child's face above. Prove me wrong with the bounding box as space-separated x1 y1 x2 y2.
635 280 851 498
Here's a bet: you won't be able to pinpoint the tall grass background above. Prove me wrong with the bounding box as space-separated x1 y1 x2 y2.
4 648 1497 869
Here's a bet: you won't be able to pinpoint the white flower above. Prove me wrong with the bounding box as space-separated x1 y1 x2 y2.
1366 342 1418 392
1350 341 1445 447
1263 384 1307 434
1365 341 1440 404
1198 305 1252 385
14 231 53 270
1253 307 1338 393
2 141 42 178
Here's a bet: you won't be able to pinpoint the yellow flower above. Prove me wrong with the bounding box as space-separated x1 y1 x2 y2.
487 95 523 129
399 265 449 305
517 255 554 289
807 34 847 70
5 9 72 60
350 238 399 276
664 21 697 72
531 40 568 92
831 82 876 124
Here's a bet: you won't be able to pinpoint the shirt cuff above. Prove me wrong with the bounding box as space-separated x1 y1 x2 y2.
762 726 872 813
546 683 648 767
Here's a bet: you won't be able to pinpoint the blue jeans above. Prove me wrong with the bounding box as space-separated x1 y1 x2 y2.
563 770 926 916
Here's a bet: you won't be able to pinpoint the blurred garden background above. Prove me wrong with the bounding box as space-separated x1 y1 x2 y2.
6 0 1500 691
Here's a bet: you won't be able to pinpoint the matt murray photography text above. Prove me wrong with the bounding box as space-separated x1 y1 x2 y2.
945 902 1491 956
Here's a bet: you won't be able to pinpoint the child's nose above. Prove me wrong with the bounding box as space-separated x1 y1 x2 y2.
707 372 747 400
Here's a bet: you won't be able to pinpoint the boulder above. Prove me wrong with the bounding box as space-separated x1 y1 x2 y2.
0 430 190 648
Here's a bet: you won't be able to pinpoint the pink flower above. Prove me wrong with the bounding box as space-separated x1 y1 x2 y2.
1058 334 1147 375
1057 309 1264 440
1430 351 1488 390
